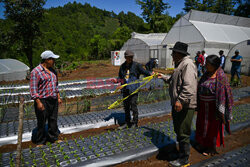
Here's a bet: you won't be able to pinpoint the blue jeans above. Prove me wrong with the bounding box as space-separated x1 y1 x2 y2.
231 68 241 83
197 64 202 78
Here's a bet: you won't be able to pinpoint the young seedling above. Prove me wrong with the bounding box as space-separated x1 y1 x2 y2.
56 159 60 166
64 155 69 160
60 146 64 152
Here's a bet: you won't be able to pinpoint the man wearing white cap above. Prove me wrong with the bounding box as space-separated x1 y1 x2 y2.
30 50 62 146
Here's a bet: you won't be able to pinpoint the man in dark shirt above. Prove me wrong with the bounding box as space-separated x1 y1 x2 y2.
145 58 158 72
219 50 226 70
113 50 152 129
231 50 243 86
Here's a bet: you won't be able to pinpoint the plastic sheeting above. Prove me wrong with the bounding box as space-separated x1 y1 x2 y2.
224 40 250 76
161 10 250 66
0 59 30 81
121 32 168 68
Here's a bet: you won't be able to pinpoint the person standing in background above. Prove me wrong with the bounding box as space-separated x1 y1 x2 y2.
30 50 62 146
195 51 204 78
202 50 208 73
145 58 158 73
219 50 226 70
230 50 243 86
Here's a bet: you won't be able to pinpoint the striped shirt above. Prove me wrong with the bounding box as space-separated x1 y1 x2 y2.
30 64 59 100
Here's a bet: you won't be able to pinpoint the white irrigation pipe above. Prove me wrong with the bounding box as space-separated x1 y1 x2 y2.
0 78 116 90
0 83 119 96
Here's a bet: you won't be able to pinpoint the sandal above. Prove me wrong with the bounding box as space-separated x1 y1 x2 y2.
202 148 218 156
202 152 209 156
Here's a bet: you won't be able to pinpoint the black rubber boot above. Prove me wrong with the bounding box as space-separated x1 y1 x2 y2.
130 122 138 128
169 143 190 167
169 158 190 167
118 122 131 130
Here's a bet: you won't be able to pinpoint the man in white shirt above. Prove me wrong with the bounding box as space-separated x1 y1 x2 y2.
202 50 208 73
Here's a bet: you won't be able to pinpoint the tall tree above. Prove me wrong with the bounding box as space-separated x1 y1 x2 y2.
183 0 200 12
2 0 46 69
110 26 132 50
136 0 170 32
234 0 250 17
184 0 237 14
213 0 236 15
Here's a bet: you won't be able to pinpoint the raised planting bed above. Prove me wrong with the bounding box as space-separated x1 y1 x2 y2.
191 144 250 167
1 103 250 167
0 100 172 146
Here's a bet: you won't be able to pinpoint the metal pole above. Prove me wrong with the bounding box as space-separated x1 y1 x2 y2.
16 96 24 167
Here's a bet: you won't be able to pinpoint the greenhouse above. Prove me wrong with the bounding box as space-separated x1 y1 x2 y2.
224 40 250 76
161 10 250 66
119 10 250 69
120 32 168 68
0 59 30 81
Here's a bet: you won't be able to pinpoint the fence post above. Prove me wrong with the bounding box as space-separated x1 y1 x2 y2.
16 96 24 167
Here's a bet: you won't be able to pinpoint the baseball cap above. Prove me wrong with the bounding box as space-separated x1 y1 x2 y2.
124 50 134 57
41 50 60 59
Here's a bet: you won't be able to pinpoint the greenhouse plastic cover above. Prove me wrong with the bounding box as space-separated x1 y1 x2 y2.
190 20 250 44
131 32 167 46
0 59 30 81
162 10 250 45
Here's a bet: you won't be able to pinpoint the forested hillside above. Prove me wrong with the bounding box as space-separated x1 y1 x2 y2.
0 2 152 69
2 0 246 70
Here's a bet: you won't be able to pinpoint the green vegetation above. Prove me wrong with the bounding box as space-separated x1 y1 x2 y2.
0 0 247 71
183 0 248 16
0 1 176 70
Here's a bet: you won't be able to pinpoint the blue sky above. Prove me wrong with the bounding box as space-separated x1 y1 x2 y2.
0 0 185 19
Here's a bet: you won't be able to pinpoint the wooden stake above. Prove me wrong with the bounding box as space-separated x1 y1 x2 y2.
16 96 24 167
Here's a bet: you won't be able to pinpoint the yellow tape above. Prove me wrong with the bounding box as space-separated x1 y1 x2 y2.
114 75 154 93
108 73 157 109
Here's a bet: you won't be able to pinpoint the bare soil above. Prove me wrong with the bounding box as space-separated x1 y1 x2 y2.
0 99 250 167
0 60 250 166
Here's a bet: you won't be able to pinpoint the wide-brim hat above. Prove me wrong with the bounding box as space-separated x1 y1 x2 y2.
41 50 60 59
124 50 134 57
170 41 190 55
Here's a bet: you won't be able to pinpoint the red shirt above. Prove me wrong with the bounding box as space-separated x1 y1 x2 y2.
197 54 204 66
30 64 59 100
